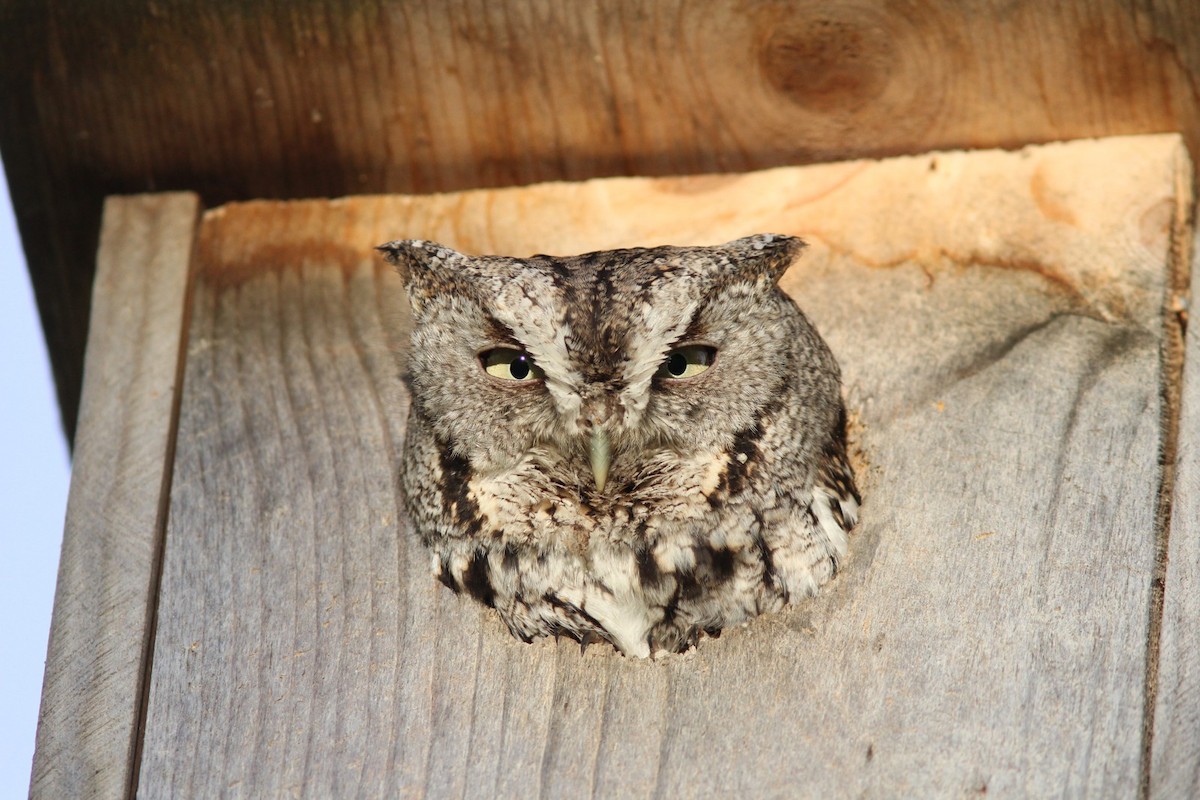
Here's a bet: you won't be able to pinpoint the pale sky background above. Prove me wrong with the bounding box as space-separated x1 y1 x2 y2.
0 160 72 797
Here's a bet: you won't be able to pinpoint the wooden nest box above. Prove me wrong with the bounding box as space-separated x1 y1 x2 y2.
7 2 1199 797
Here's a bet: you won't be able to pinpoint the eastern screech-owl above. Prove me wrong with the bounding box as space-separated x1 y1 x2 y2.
379 234 859 658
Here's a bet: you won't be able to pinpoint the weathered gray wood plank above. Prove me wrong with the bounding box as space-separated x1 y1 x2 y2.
29 193 199 798
138 136 1191 797
1151 233 1200 799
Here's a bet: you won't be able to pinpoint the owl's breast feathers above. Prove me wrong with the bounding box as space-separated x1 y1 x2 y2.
402 396 859 657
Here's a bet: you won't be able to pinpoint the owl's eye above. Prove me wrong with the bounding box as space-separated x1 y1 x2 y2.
656 345 717 379
480 348 544 381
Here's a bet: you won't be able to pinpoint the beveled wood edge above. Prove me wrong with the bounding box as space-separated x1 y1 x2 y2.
30 193 201 799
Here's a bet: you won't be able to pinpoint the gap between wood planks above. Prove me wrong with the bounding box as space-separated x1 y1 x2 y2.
1139 153 1197 800
126 222 203 800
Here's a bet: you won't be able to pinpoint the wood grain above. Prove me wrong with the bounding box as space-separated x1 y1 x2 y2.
3 0 1200 439
1151 234 1200 799
132 136 1193 796
29 194 199 799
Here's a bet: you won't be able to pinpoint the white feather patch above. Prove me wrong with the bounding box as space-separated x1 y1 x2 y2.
585 591 653 658
698 451 729 496
811 487 850 557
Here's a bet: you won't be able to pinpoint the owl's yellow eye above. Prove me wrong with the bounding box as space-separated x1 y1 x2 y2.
481 348 544 381
656 345 716 379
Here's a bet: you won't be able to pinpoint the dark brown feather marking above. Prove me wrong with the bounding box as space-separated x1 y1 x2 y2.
544 592 606 632
707 547 737 584
674 569 705 601
821 405 862 506
720 423 764 497
483 317 520 346
439 443 483 536
677 306 708 345
437 557 459 593
502 544 520 572
753 532 783 599
636 545 664 589
462 550 495 607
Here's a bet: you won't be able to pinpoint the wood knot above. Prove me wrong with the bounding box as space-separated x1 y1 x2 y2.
753 3 953 139
760 15 894 114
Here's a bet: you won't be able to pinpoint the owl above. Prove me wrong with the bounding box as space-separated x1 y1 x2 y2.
379 234 859 658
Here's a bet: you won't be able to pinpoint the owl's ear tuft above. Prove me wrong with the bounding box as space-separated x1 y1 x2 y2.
377 240 462 284
723 234 806 285
377 239 472 312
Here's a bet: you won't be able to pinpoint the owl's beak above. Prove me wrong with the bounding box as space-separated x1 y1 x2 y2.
589 428 611 491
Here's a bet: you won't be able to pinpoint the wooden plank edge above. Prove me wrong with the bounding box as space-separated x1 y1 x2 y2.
29 193 201 799
1148 238 1200 797
126 197 202 800
1140 143 1197 799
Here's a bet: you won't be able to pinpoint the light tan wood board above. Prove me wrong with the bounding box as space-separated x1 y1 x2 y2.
30 194 199 798
135 136 1193 796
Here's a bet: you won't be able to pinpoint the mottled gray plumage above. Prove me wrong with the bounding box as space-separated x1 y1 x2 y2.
379 234 859 658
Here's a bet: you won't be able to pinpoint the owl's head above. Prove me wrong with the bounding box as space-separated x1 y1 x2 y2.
380 234 838 500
